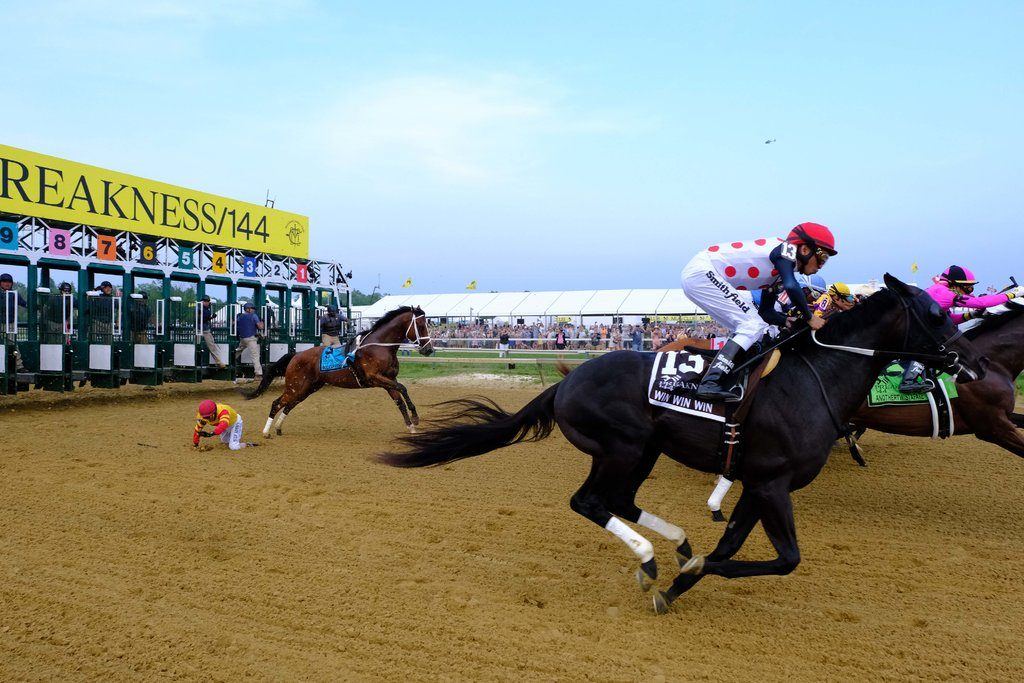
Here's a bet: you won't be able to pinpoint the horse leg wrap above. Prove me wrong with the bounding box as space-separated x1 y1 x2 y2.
707 476 734 512
262 418 274 437
637 511 686 543
605 517 655 563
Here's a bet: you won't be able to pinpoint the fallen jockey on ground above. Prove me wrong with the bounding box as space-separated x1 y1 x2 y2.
898 265 1020 393
193 399 259 451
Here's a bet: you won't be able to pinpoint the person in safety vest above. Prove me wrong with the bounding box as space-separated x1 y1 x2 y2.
898 265 1021 392
193 399 259 450
681 222 837 402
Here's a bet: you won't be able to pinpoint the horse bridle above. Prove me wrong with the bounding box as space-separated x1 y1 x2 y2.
810 293 970 378
354 312 433 350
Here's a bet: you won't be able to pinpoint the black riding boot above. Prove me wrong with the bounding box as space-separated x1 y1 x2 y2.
898 360 935 393
696 339 744 402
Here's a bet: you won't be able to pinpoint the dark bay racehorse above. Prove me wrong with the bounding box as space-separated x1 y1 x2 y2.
849 300 1024 457
378 276 986 612
240 306 433 436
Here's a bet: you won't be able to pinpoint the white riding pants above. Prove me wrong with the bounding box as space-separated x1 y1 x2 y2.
220 417 245 450
681 252 769 351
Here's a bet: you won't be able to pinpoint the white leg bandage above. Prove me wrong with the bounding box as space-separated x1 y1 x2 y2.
263 417 274 437
638 511 686 543
272 412 287 432
605 517 655 563
707 476 734 512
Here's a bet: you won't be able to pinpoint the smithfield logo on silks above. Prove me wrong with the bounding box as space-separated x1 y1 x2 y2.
706 271 751 313
286 221 304 246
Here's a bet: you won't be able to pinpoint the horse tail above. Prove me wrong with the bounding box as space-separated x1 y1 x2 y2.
554 360 573 378
238 351 295 400
379 383 560 468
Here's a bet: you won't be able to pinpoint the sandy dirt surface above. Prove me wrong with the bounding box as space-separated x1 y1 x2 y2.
2 380 1023 681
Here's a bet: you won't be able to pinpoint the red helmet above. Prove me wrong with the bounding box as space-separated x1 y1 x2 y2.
786 222 837 256
197 399 217 419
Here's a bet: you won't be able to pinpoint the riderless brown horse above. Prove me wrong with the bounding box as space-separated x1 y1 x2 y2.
849 300 1024 458
239 306 433 437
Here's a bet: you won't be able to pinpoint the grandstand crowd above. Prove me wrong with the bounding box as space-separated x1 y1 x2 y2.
427 320 728 351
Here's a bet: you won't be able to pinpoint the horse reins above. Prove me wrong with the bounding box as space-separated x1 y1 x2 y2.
352 313 433 351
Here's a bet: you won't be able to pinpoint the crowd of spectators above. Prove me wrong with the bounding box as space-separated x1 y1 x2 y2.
425 320 727 351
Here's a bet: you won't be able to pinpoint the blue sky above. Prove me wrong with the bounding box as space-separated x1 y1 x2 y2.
3 1 1021 294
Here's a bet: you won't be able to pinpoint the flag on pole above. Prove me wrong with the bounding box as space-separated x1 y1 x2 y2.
466 280 477 290
910 263 919 274
402 278 413 288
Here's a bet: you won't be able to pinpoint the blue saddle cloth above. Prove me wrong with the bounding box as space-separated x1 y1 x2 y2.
320 346 354 372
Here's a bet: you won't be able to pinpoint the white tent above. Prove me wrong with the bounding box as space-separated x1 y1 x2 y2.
358 288 708 322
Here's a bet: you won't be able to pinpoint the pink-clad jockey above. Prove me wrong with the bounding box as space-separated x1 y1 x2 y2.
899 265 1019 392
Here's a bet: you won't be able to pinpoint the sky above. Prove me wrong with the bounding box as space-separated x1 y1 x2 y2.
2 1 1022 295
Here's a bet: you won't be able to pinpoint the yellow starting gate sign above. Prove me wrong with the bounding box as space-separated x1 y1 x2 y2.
0 143 309 259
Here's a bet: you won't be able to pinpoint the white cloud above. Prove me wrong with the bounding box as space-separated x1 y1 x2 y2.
319 74 629 187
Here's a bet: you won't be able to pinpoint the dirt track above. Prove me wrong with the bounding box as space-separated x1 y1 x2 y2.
1 380 1022 681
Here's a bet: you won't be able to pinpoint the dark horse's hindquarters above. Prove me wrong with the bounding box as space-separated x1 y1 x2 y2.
380 275 987 612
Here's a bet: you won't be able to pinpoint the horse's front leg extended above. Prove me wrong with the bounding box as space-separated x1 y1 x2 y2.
384 387 415 432
655 487 760 613
690 481 800 580
397 382 419 425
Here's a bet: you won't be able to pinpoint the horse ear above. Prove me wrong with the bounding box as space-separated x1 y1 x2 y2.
883 272 912 297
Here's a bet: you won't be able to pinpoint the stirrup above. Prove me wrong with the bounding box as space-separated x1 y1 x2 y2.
695 383 743 402
899 378 935 393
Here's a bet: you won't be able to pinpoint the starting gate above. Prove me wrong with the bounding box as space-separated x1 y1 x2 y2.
84 293 126 388
291 305 318 353
207 302 237 380
129 294 165 386
166 297 202 383
1 290 17 394
36 290 76 391
263 301 289 364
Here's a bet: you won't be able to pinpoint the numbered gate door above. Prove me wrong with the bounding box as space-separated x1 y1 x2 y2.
166 297 201 381
129 294 164 385
205 302 235 379
263 302 289 362
85 293 124 387
1 290 17 393
36 290 76 391
291 305 316 353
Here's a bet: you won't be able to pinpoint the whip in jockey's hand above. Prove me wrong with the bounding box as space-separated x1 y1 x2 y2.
193 399 259 450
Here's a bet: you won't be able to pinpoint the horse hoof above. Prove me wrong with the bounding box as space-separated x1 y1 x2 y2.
276 429 282 436
635 568 653 593
408 426 418 434
675 539 693 567
680 555 705 576
710 509 726 522
652 591 671 615
635 558 657 592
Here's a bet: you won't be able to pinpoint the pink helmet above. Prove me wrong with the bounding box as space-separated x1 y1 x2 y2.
940 265 977 286
197 399 217 419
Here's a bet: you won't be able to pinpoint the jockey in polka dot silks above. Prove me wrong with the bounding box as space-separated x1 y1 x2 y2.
681 222 837 401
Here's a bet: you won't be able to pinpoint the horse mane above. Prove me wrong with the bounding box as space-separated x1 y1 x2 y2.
963 302 1024 340
367 305 423 335
805 287 900 346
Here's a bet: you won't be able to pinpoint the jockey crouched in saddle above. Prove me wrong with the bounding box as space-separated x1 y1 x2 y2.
681 223 837 520
681 222 837 402
898 265 1019 392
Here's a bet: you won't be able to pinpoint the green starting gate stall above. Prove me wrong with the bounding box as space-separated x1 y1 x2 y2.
1 290 17 393
0 144 352 395
84 292 126 388
35 289 77 391
128 293 164 386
